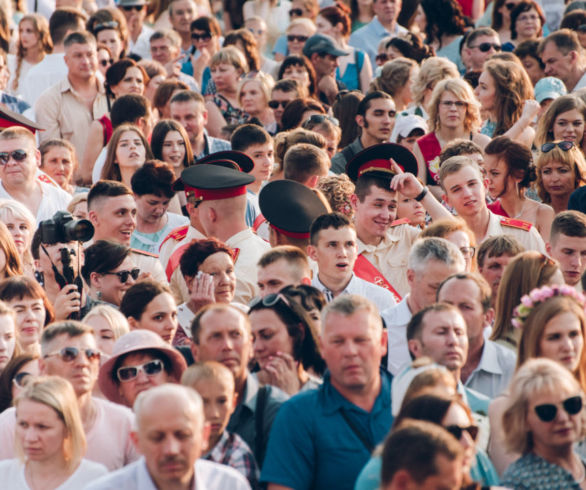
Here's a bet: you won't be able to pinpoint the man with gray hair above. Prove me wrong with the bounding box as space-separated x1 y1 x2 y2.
261 294 392 490
85 384 251 489
382 237 466 375
462 27 501 74
539 29 586 92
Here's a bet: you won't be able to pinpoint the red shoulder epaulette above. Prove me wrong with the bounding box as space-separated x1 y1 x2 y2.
37 173 57 187
500 217 532 231
159 225 189 250
391 217 410 227
232 247 240 263
131 248 159 258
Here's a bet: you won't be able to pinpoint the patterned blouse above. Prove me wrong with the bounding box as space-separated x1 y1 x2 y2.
502 453 585 489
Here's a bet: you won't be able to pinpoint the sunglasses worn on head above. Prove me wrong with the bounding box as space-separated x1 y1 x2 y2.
470 42 501 52
43 347 101 363
287 35 308 43
445 424 479 441
117 359 164 382
541 141 575 152
303 114 340 127
191 32 211 41
505 2 517 10
534 396 583 422
103 268 140 283
289 8 303 17
249 292 291 309
0 149 27 165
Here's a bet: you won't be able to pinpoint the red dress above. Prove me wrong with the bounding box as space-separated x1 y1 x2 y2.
417 132 442 184
456 0 473 18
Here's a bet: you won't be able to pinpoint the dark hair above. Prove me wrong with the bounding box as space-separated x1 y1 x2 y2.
491 0 509 31
273 78 304 96
394 392 459 428
169 89 205 106
64 30 96 48
87 180 132 210
406 303 459 343
49 8 88 45
0 277 55 326
333 91 364 148
224 28 261 72
386 32 434 64
110 94 151 129
354 173 394 202
0 354 38 413
179 238 233 278
510 0 545 40
550 210 586 243
81 240 132 285
190 16 221 37
514 40 545 70
278 55 317 97
130 160 176 198
476 235 524 268
280 284 326 314
105 59 149 99
280 98 326 131
561 10 586 32
119 279 172 320
231 124 271 152
356 90 392 117
150 119 194 167
153 81 191 113
309 212 351 245
318 4 351 38
420 0 466 48
484 136 536 195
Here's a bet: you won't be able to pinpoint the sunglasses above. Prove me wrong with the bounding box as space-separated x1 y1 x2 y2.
289 8 303 17
375 53 389 63
117 359 164 382
249 292 291 309
100 58 114 67
445 424 479 442
505 2 517 10
541 141 575 152
303 114 340 127
268 100 289 109
534 396 583 422
122 5 143 11
0 149 27 165
191 32 211 41
287 35 308 43
13 372 32 388
470 42 501 52
103 268 140 283
43 347 101 363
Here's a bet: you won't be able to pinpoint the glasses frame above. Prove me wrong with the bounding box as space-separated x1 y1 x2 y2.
445 424 479 442
117 359 164 382
0 149 28 165
287 35 308 43
102 268 141 283
534 396 583 422
541 141 575 153
470 42 501 53
43 346 101 363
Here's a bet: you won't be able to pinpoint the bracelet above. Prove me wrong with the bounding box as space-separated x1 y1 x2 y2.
414 186 429 202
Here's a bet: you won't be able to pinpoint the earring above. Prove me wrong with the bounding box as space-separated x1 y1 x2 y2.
97 290 102 300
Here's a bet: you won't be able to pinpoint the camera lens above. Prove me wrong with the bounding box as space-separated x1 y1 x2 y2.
65 219 94 242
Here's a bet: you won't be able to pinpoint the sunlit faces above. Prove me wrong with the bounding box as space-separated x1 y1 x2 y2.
315 15 336 38
270 89 296 125
281 64 310 90
312 53 339 78
250 309 295 369
286 25 312 56
161 131 186 169
396 193 425 226
0 313 16 372
170 99 207 146
466 35 501 72
357 98 396 143
7 297 45 352
129 292 178 343
352 185 398 241
475 71 496 113
210 63 241 93
539 161 576 200
0 137 39 188
257 259 300 297
372 0 401 26
438 278 487 342
90 194 137 245
540 41 573 82
479 253 514 300
483 154 517 200
240 80 267 116
520 55 545 86
115 130 146 172
117 351 170 406
110 66 145 97
408 260 463 310
538 311 584 373
134 194 171 225
93 256 137 306
191 376 235 447
245 142 274 184
552 109 585 146
96 29 123 62
97 47 112 77
442 403 477 475
64 41 98 79
438 91 467 129
442 165 486 218
547 235 586 287
85 314 117 355
18 20 40 51
187 252 236 304
514 8 542 41
308 226 358 286
3 215 32 257
41 145 75 189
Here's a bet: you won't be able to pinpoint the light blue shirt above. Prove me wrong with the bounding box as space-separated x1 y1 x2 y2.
349 17 407 67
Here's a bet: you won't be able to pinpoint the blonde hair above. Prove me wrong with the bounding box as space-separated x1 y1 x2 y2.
181 360 235 392
534 95 586 148
82 304 130 341
237 72 274 106
375 57 417 99
535 143 586 203
209 46 248 73
15 376 86 470
67 193 88 215
286 18 317 36
427 78 482 133
0 199 35 267
412 57 460 106
317 174 355 219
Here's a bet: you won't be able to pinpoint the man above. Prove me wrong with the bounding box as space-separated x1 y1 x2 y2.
87 180 167 283
437 273 516 399
149 30 199 91
118 0 153 60
547 210 586 289
169 0 198 53
349 0 406 66
190 304 288 466
380 421 464 490
382 237 466 375
439 155 546 252
539 29 586 92
269 79 305 130
283 144 330 188
331 92 396 174
85 384 251 490
477 235 524 307
35 31 108 161
170 90 230 159
302 33 349 105
261 295 392 490
257 246 312 297
308 213 396 312
0 127 71 223
0 322 138 470
462 27 502 74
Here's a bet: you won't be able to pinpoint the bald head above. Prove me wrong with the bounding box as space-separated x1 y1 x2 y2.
134 384 203 429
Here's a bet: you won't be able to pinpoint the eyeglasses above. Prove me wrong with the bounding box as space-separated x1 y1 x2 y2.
249 292 291 309
375 53 389 63
12 372 32 388
191 32 212 41
289 8 303 17
534 396 583 422
248 28 265 36
100 58 114 67
103 268 140 283
445 424 479 441
95 21 119 30
302 114 340 127
505 2 517 10
117 359 164 382
470 42 501 52
43 347 101 363
287 35 308 43
541 141 575 153
268 100 289 109
0 149 27 165
122 5 143 11
459 246 476 258
440 100 467 108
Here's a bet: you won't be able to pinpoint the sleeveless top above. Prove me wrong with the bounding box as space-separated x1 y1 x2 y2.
213 93 248 126
336 49 365 91
98 115 113 147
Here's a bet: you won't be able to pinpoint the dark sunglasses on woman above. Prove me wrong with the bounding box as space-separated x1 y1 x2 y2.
534 396 583 422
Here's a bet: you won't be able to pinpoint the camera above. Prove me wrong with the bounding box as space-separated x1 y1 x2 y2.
38 211 94 245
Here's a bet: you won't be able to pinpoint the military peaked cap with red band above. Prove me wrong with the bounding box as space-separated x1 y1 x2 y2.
197 150 254 173
345 143 418 183
259 180 329 239
0 107 44 134
174 164 254 201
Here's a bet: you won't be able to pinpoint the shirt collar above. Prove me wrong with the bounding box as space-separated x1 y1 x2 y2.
242 373 259 411
137 458 198 490
356 230 400 254
474 340 504 375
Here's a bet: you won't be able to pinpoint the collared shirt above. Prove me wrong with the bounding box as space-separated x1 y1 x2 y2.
484 211 546 253
357 224 421 299
349 17 408 66
312 272 396 312
203 430 259 488
128 25 154 60
261 370 393 490
382 296 413 376
84 457 251 490
464 339 516 399
20 54 67 107
195 131 231 160
331 136 363 174
35 76 109 161
573 70 586 92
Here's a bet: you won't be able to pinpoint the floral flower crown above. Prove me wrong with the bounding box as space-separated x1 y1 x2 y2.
511 284 586 329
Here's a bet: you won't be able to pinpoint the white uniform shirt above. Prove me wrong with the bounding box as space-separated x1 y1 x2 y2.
382 296 413 376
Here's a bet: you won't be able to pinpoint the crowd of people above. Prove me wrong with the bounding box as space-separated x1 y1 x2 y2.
0 0 585 488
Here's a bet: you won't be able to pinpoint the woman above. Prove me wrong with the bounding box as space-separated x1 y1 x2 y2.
224 28 262 75
272 128 327 181
249 291 325 395
153 79 189 120
0 200 35 278
385 32 434 65
39 139 80 195
302 114 341 159
150 119 194 180
421 218 477 272
275 17 317 62
333 90 364 148
67 193 88 220
280 284 326 331
492 0 521 45
475 59 536 147
119 280 178 344
413 78 489 191
0 222 23 282
484 136 554 241
316 4 372 92
280 98 326 131
0 300 16 376
504 0 545 51
139 59 167 106
350 0 373 31
373 57 418 113
82 305 130 357
491 251 564 350
536 141 586 214
98 329 186 407
83 59 148 181
86 8 128 62
501 358 586 488
238 72 276 133
205 47 248 137
278 55 318 99
81 240 138 308
0 376 107 487
101 124 153 188
188 16 222 93
535 95 586 151
8 14 52 96
96 44 113 78
396 193 426 228
0 353 39 413
317 174 355 220
0 277 55 357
